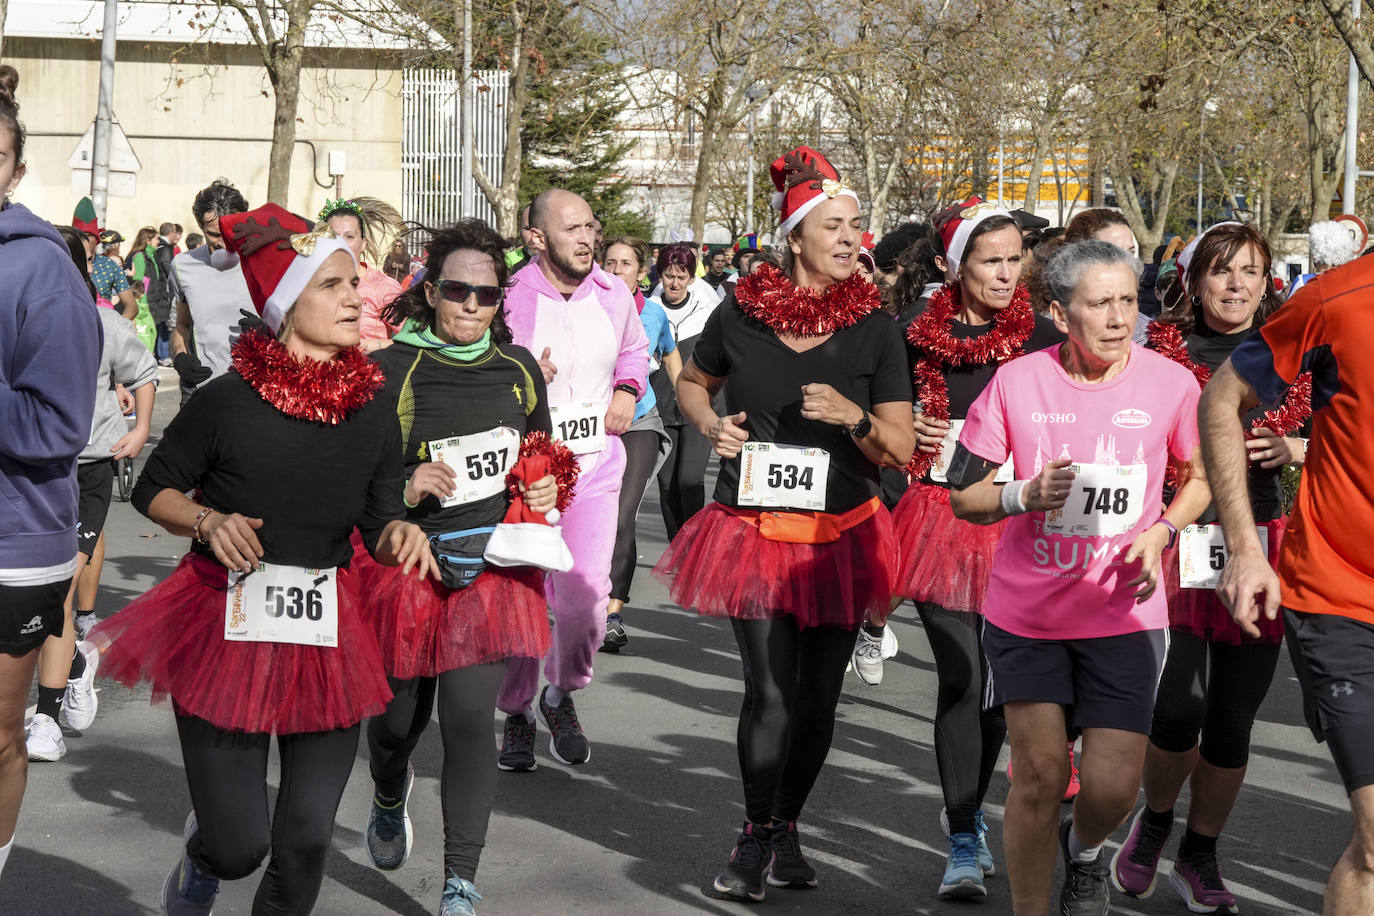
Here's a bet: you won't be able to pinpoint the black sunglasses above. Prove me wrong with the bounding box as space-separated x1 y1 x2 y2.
434 278 505 308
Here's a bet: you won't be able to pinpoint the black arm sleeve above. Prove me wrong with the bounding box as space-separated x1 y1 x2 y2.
517 349 553 436
359 416 406 557
946 442 1003 491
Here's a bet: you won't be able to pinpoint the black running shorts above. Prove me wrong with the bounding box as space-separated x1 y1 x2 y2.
76 459 115 557
0 580 69 655
983 621 1167 734
1285 608 1374 792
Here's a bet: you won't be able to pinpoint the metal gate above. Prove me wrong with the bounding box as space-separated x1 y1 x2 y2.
401 68 509 233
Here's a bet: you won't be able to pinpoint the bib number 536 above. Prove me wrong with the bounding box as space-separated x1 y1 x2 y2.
263 585 325 621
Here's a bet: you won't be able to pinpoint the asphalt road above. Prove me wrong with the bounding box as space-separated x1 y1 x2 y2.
4 374 1346 914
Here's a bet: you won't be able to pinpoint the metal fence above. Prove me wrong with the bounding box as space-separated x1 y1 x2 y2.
401 67 509 235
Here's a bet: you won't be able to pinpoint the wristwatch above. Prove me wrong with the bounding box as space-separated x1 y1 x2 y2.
848 410 872 439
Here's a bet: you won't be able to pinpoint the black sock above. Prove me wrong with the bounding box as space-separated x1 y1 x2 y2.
68 646 86 680
1143 806 1173 830
862 622 885 637
1179 828 1217 860
75 609 95 618
36 686 64 721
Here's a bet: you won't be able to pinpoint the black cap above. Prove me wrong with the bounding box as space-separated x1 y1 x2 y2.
1009 209 1049 231
872 222 929 273
98 229 124 244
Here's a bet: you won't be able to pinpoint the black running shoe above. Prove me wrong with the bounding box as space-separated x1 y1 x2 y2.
600 613 628 654
766 821 817 889
1060 817 1110 916
713 822 772 902
497 714 537 772
537 686 590 765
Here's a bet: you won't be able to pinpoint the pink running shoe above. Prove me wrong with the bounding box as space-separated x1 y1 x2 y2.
1110 806 1172 898
1170 854 1239 914
1063 741 1081 802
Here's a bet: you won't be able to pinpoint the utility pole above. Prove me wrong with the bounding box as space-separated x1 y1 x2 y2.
459 0 473 218
1343 0 1362 215
91 0 119 223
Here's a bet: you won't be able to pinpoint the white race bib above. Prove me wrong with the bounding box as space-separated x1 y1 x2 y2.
429 427 521 508
550 401 607 455
225 562 338 647
737 443 830 511
1178 524 1270 590
931 419 1013 484
1042 463 1148 538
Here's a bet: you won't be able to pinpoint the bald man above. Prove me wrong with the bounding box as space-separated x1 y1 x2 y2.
496 189 650 769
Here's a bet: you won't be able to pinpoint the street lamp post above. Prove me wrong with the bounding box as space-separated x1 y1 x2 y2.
745 85 767 238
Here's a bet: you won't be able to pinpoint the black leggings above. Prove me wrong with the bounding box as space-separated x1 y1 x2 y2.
174 712 358 916
731 617 856 825
609 428 662 601
366 662 508 881
657 424 712 540
1150 630 1281 769
915 603 1006 835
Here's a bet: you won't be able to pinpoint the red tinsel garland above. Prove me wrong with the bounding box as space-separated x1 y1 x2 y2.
507 431 580 512
734 263 880 337
1145 321 1312 486
905 283 1036 477
231 329 385 425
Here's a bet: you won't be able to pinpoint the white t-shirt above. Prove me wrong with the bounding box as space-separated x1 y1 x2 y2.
173 247 251 380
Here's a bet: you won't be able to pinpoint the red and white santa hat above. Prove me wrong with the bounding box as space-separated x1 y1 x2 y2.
218 203 356 333
771 145 860 237
937 196 1013 277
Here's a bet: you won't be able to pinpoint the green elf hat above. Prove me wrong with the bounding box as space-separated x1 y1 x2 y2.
72 196 101 237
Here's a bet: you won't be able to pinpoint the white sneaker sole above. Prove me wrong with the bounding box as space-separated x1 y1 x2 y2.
27 741 66 762
1168 867 1237 914
63 641 101 730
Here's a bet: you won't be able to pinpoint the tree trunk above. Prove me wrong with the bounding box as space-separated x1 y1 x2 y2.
1023 133 1049 214
0 0 9 62
689 76 726 243
1319 0 1374 89
472 0 528 237
265 5 308 204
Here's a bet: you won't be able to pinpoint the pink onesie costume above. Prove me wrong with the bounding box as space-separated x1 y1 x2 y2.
497 260 649 713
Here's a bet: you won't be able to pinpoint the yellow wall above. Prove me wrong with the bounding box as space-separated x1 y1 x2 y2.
6 38 403 238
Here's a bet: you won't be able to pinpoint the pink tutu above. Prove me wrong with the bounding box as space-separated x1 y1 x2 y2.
652 502 897 629
92 552 392 734
891 483 1007 612
351 537 550 679
1162 516 1287 646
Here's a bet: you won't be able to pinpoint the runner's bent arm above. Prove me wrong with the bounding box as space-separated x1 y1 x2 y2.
1199 361 1265 559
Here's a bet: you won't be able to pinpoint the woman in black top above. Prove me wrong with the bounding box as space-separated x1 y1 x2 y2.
654 146 913 902
355 220 570 916
93 203 435 916
889 198 1064 901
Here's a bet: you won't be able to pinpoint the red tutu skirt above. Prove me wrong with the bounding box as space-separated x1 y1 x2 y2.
351 537 550 679
92 552 392 734
1162 517 1287 645
891 483 1007 612
652 502 897 629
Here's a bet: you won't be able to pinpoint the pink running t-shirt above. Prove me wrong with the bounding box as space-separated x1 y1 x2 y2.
959 344 1200 639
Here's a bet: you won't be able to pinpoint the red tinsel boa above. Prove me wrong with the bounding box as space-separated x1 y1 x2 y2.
230 329 385 425
905 283 1035 476
1145 321 1312 485
734 263 880 337
506 431 580 512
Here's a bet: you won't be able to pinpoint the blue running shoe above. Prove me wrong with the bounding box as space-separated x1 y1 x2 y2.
365 763 413 870
939 833 986 899
975 809 995 876
162 812 220 915
438 871 483 916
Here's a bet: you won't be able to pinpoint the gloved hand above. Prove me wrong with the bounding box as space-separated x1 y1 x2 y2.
173 352 212 386
237 309 269 335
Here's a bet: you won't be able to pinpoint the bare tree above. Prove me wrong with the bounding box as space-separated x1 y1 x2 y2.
1 0 9 63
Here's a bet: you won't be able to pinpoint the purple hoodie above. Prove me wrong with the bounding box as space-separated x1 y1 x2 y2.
0 201 103 573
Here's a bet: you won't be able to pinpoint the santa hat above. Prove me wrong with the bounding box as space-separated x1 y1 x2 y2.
217 203 355 333
72 197 101 237
770 146 860 237
483 452 574 572
936 196 1013 277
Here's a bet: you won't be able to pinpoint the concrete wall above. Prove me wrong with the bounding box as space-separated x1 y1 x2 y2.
5 37 403 239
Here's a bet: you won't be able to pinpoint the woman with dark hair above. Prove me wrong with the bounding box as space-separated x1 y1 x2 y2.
1114 222 1307 912
651 241 722 539
0 83 102 880
883 197 1063 901
655 146 913 902
885 235 943 326
599 235 680 650
91 202 437 915
359 219 571 916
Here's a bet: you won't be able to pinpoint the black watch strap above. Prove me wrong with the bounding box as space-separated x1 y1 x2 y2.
849 411 872 438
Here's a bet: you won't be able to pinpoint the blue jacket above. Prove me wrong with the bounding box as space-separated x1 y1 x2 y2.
0 202 103 572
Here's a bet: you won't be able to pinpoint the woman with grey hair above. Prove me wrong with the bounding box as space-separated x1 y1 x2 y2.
947 239 1210 915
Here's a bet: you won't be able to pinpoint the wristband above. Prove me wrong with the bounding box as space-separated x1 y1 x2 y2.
1154 517 1178 549
614 382 639 397
402 481 419 509
1000 479 1030 516
192 507 214 545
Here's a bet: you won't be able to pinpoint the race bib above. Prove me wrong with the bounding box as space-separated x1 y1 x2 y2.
1178 524 1270 590
225 562 338 647
931 419 1013 484
550 401 607 455
1042 463 1148 538
429 427 521 508
737 442 830 511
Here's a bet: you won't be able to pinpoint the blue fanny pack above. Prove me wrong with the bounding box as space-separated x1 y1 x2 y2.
430 526 495 590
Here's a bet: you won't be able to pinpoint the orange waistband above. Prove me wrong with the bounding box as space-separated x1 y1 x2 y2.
720 496 881 544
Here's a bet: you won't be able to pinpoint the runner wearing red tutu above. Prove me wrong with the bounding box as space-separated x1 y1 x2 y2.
1115 223 1311 911
91 202 437 916
354 220 574 916
890 198 1063 900
654 146 914 902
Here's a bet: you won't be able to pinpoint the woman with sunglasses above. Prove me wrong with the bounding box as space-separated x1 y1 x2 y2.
91 203 436 915
357 220 571 916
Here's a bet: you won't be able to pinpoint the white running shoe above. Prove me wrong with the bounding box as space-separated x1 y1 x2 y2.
26 713 66 761
852 627 885 686
73 613 100 642
62 640 100 731
880 625 899 659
